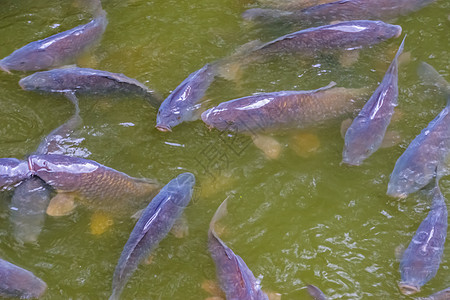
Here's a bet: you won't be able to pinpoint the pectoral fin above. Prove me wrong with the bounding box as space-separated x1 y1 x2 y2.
201 279 226 299
252 134 282 160
380 130 402 148
90 211 114 235
171 214 189 238
46 192 77 216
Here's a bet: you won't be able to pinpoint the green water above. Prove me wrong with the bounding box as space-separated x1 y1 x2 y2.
0 0 449 299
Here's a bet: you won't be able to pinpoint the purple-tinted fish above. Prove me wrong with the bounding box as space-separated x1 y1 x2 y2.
10 177 52 244
0 258 47 299
202 82 368 133
156 63 218 132
19 67 162 107
419 287 450 300
306 284 327 300
387 63 450 198
110 173 195 300
0 158 30 190
28 154 159 215
0 11 107 73
208 198 269 300
243 0 436 26
342 36 405 166
398 183 447 295
10 106 82 244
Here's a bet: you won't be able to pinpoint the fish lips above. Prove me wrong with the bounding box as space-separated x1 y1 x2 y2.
398 282 420 295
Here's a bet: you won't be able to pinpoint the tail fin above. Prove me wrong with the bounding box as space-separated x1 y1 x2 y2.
418 62 450 97
209 197 229 232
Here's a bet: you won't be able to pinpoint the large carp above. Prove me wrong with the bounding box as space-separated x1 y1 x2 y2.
202 82 368 133
399 183 447 295
110 173 195 300
0 158 30 190
0 11 107 73
208 198 269 300
19 67 162 108
28 154 160 215
342 36 405 166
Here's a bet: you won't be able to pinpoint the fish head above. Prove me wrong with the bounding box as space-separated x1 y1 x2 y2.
398 282 420 295
387 165 430 198
155 107 178 132
374 22 402 41
28 154 97 189
342 119 378 166
1 48 54 72
0 158 30 189
19 71 56 92
165 172 195 207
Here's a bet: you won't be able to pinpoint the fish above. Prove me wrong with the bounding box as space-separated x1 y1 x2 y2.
28 154 160 216
256 0 335 11
0 258 47 299
418 62 450 96
18 67 162 108
306 284 327 300
243 0 436 26
9 177 52 244
0 10 107 73
342 36 406 166
398 183 447 295
208 198 269 300
202 82 368 133
387 63 450 198
10 106 82 244
110 173 195 300
418 287 450 300
0 158 30 190
156 63 218 132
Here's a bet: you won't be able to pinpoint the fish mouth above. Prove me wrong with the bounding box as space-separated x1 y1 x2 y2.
18 78 27 90
177 172 195 187
394 25 402 38
0 62 11 74
398 282 420 295
386 188 407 199
155 124 172 132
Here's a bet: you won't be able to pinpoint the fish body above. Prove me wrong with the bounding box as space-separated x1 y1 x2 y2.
388 104 450 197
342 36 405 165
110 173 195 300
0 258 47 299
306 284 327 300
10 177 52 244
0 158 30 190
156 63 217 132
202 83 367 133
257 0 335 10
244 0 435 25
28 154 159 215
249 20 401 58
0 11 107 72
19 67 162 107
399 184 447 295
208 198 269 300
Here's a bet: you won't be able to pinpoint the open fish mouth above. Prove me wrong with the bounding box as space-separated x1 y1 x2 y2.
0 62 11 74
398 282 420 295
155 124 172 132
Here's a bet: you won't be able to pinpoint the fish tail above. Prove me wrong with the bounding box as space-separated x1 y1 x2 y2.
209 197 229 231
393 34 406 62
417 62 450 98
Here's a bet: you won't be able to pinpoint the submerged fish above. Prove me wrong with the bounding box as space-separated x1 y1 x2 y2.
110 173 195 300
0 11 107 73
208 198 269 300
0 258 47 299
243 0 435 26
19 67 162 108
418 287 450 300
202 82 368 133
28 154 160 215
342 36 405 166
10 177 52 244
256 0 335 10
387 64 450 198
10 106 83 244
398 183 447 295
156 63 218 132
0 158 30 190
306 284 327 300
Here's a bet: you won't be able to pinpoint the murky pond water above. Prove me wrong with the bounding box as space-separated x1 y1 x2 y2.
0 0 449 299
